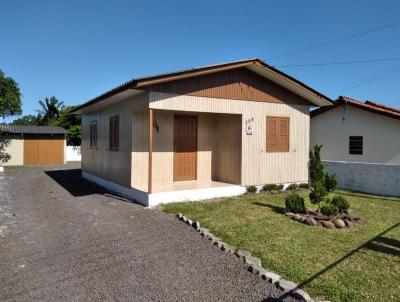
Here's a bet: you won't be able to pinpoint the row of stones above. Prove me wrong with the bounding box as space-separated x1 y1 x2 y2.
284 212 357 229
176 213 329 302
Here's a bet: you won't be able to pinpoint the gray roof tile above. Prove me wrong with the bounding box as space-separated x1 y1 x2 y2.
0 125 67 135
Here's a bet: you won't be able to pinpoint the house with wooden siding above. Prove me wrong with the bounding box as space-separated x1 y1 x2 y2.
71 59 332 206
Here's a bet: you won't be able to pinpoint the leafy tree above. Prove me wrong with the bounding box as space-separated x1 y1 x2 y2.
12 114 41 126
52 105 81 146
0 70 22 120
36 96 64 125
309 144 328 210
0 70 22 163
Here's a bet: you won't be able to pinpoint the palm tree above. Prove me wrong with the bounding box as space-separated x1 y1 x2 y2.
36 97 64 125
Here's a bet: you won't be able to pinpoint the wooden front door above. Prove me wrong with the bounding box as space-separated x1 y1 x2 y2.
24 136 64 165
173 115 197 181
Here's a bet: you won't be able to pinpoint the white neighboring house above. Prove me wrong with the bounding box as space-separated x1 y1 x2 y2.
310 96 400 196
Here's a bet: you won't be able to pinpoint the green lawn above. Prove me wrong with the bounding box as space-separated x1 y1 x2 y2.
162 190 400 302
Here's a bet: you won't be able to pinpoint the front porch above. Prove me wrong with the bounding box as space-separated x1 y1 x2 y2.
130 108 244 206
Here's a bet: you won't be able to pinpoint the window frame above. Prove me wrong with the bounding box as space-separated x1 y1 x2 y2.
89 120 97 148
266 116 290 153
349 136 363 155
109 115 120 151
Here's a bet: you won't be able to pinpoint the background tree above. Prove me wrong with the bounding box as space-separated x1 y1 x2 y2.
36 96 64 125
12 114 41 126
0 70 22 120
0 70 22 163
309 144 328 210
52 105 81 146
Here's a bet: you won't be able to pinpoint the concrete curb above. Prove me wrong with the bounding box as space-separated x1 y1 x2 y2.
175 213 325 302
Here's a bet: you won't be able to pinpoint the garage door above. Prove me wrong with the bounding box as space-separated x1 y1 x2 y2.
24 136 64 165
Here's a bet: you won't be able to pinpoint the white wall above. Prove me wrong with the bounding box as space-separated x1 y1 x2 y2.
66 146 81 161
311 105 400 164
1 137 24 166
324 160 400 197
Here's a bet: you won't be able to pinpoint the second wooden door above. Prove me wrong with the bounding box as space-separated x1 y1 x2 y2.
173 115 197 181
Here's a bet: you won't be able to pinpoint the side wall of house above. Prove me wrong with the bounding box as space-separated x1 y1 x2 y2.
1 136 24 166
81 93 148 187
149 92 310 186
311 105 400 164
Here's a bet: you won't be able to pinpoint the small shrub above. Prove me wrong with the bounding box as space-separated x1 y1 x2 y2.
299 183 310 189
262 184 283 192
320 203 339 216
331 195 349 213
286 183 299 191
325 172 338 192
246 185 257 194
285 193 306 214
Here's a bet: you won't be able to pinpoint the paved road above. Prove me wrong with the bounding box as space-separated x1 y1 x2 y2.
0 163 297 302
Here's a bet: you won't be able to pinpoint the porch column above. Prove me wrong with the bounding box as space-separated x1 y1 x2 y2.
148 108 153 194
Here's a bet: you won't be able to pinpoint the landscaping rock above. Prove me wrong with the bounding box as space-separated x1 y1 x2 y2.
284 212 295 218
176 213 183 219
186 219 193 225
293 289 313 302
248 265 266 275
213 240 224 248
304 217 317 226
192 221 200 230
221 243 235 253
277 279 298 293
261 271 281 284
320 220 335 229
294 214 302 221
333 219 345 228
343 219 354 228
236 250 251 259
347 213 361 221
244 256 262 267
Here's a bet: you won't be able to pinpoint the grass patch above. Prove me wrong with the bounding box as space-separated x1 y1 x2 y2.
162 191 400 302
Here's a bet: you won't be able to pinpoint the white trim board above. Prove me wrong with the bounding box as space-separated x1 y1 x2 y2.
82 171 246 207
82 171 149 206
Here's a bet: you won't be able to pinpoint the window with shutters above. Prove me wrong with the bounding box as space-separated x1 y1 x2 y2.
109 116 119 151
90 121 97 148
266 116 289 152
349 136 363 155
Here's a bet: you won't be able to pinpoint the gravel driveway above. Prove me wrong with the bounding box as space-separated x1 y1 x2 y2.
0 163 297 302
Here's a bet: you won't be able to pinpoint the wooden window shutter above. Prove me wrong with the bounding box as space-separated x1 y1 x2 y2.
266 117 278 152
266 116 289 152
277 117 289 152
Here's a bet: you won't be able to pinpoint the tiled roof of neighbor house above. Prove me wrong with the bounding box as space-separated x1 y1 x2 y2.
311 96 400 120
0 124 67 135
70 58 333 113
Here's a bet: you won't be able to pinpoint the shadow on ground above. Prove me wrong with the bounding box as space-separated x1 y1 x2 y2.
45 169 105 197
45 169 138 206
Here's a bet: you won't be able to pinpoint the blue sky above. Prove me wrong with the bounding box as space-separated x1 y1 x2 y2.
1 0 399 120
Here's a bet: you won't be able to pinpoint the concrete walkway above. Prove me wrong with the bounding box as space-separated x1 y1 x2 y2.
0 163 296 302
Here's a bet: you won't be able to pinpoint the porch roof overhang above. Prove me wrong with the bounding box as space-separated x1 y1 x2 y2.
70 58 333 114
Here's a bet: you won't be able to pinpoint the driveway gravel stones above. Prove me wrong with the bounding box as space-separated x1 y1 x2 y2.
0 164 299 302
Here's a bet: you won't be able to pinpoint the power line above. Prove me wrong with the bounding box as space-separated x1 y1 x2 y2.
272 57 400 68
267 20 400 60
328 66 400 94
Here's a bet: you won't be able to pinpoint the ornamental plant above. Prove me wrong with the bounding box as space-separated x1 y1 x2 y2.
309 144 328 210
